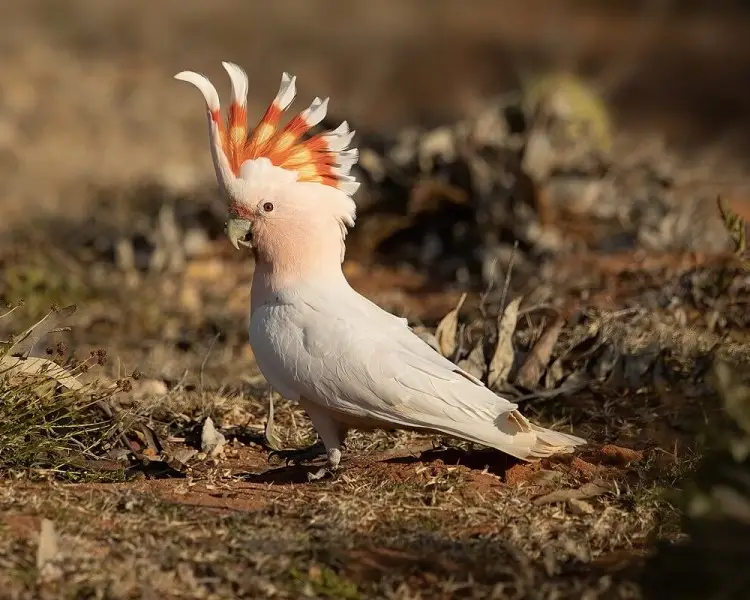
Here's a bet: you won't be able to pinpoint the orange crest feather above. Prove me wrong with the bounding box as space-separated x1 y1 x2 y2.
205 64 359 195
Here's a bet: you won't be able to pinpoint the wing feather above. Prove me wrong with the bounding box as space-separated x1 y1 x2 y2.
249 284 583 459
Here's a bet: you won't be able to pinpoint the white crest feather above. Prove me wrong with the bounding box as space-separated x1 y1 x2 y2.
338 180 361 196
275 72 297 110
300 97 329 127
221 62 249 107
323 127 355 152
335 149 358 169
174 71 221 112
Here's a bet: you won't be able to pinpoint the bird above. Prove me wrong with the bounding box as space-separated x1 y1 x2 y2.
174 62 586 480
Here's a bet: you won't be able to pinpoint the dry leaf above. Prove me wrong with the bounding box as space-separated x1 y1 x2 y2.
534 481 611 505
137 424 163 456
568 498 596 515
165 447 199 471
487 296 523 389
434 292 467 358
201 416 226 456
0 356 83 390
457 337 486 381
515 316 565 389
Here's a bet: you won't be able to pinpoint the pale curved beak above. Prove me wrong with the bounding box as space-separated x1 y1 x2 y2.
225 218 253 250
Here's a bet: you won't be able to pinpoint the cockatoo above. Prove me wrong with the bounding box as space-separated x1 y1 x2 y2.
175 62 585 480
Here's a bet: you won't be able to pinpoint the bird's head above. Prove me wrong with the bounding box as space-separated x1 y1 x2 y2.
174 63 359 268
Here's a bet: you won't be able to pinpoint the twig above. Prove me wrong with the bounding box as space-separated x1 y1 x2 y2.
199 333 221 395
498 241 519 312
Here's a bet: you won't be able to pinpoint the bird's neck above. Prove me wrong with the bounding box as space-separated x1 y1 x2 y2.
250 256 347 315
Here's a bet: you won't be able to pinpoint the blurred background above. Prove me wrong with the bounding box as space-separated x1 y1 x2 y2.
1 0 749 227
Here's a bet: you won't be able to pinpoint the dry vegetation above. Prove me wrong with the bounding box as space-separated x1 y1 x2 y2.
2 1 750 599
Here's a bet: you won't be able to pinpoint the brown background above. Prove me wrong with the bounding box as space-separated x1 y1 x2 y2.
1 0 749 225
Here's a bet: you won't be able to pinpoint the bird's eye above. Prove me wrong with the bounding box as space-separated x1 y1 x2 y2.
262 202 274 213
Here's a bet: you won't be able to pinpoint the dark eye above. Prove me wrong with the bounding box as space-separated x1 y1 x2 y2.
262 202 274 212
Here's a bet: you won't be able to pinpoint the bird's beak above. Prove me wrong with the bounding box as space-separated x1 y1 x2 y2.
225 218 253 250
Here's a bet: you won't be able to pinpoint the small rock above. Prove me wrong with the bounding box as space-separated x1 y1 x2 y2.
599 444 644 467
132 379 169 397
36 519 61 580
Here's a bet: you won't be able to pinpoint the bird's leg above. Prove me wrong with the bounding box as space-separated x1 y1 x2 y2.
307 446 342 482
267 440 327 466
299 401 348 482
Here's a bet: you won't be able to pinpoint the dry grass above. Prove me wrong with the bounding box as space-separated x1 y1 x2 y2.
0 250 706 597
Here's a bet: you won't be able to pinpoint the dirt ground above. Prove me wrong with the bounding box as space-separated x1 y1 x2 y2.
1 1 750 599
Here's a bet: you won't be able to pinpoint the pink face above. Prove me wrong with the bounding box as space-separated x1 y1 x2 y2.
226 182 354 286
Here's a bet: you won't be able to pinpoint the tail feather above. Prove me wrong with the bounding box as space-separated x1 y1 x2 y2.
413 409 585 463
529 422 586 450
471 410 585 461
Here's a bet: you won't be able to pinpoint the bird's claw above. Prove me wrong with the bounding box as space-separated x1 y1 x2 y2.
306 466 337 482
267 441 327 466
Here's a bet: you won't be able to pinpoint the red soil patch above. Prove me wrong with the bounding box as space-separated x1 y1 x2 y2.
598 444 645 467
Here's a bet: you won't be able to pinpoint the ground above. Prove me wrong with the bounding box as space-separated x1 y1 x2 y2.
1 2 749 599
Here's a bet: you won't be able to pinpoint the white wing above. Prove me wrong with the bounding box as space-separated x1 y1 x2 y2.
250 285 584 460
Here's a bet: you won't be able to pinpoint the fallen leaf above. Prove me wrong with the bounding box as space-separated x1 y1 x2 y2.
132 424 163 457
457 337 486 381
515 316 565 389
165 448 199 470
201 417 226 456
487 296 523 389
533 481 611 505
0 356 82 390
568 498 596 515
434 292 467 359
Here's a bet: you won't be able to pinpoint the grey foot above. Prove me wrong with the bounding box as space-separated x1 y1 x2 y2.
306 448 342 483
268 440 326 466
306 466 334 481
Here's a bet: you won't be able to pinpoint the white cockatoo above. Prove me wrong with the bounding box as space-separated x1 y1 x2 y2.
175 62 585 480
